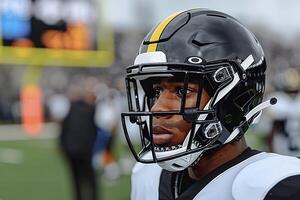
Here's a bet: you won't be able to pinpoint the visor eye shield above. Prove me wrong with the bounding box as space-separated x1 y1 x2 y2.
121 62 236 162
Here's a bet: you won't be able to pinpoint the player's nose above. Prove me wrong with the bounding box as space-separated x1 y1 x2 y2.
151 91 176 118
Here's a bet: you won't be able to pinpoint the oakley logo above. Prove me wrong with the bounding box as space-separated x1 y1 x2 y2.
188 56 203 64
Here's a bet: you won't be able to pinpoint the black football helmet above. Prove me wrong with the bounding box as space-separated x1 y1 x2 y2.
121 8 275 171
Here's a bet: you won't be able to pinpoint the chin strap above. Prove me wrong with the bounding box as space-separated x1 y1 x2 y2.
224 98 277 144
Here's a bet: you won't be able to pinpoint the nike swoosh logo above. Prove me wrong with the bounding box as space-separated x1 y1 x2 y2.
191 40 216 47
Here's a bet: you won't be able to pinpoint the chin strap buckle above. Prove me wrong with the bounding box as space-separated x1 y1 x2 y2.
204 122 222 139
213 66 234 83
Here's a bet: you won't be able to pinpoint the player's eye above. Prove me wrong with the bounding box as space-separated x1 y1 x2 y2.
176 87 192 97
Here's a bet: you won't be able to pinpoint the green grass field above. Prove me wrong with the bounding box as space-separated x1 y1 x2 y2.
0 138 131 200
0 124 266 200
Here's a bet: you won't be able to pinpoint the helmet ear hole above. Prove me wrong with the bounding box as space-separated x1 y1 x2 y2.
224 114 233 124
233 89 256 111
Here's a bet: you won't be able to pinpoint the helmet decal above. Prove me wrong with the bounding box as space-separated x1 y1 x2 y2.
187 56 203 64
147 11 183 52
134 52 167 65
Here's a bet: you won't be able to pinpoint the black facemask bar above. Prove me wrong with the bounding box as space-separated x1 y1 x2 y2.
121 113 222 163
121 61 241 163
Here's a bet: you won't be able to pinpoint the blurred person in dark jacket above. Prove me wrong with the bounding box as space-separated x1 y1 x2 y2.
59 77 98 200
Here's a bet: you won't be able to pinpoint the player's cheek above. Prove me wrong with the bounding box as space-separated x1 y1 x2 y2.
185 94 198 108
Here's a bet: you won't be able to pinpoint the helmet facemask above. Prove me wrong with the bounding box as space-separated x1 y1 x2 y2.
121 58 243 171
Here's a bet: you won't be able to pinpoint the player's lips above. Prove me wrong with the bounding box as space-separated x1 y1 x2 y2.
152 126 173 145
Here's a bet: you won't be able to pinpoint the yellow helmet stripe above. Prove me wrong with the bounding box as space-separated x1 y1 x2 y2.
147 11 182 52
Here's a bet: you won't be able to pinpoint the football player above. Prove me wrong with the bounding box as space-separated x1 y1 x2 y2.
121 8 300 200
265 68 300 156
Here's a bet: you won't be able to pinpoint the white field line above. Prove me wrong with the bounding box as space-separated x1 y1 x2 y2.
0 148 24 164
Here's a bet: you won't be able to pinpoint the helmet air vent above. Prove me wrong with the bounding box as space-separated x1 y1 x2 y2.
206 13 227 18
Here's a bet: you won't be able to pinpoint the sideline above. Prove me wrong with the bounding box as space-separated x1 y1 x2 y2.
0 122 60 141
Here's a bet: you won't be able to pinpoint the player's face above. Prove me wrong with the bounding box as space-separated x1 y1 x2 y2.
150 79 210 146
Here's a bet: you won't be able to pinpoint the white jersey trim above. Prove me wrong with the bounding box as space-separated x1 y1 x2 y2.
232 154 300 200
131 162 162 200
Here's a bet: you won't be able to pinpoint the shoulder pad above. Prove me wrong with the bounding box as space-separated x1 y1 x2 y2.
131 162 162 200
232 154 300 200
132 162 161 174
